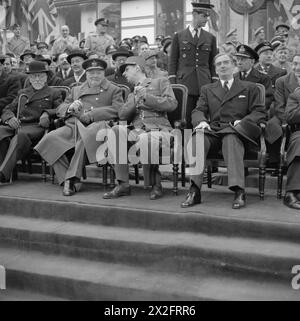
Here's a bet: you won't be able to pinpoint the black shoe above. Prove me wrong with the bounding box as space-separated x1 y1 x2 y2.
232 189 246 210
150 184 163 200
103 184 131 199
0 172 9 184
181 185 201 208
284 192 300 210
63 180 76 197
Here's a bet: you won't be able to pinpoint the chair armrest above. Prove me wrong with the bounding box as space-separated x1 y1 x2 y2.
174 120 186 130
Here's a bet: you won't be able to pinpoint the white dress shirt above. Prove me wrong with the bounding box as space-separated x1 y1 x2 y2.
220 78 234 90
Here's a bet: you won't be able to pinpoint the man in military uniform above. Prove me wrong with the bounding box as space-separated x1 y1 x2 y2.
284 88 300 210
84 18 115 58
35 58 123 196
235 44 273 110
255 42 287 89
273 44 292 74
0 61 62 183
143 50 168 80
225 28 240 47
52 25 79 56
169 1 217 129
250 27 266 49
103 56 177 200
181 53 266 209
0 55 21 115
107 47 134 90
6 24 30 58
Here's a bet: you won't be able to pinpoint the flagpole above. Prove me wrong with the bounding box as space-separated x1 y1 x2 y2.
96 0 99 20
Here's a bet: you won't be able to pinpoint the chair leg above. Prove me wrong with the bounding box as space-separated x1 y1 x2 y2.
277 166 283 199
259 166 266 200
82 166 87 180
50 166 55 184
27 159 32 174
173 164 179 195
42 159 47 182
109 166 115 187
103 165 108 187
181 163 186 187
207 165 212 188
134 165 139 185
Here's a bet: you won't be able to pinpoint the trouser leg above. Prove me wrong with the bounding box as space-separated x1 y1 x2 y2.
286 157 300 192
52 155 70 185
186 95 199 129
189 134 220 190
222 134 245 190
0 138 10 166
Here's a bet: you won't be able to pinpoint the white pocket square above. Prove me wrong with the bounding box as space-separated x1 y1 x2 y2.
238 95 246 98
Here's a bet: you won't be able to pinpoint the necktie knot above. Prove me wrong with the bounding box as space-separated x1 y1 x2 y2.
224 80 229 92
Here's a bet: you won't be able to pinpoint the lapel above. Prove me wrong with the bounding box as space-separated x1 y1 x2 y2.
246 68 260 82
77 78 109 98
209 81 226 102
197 28 207 47
183 27 195 46
221 78 246 106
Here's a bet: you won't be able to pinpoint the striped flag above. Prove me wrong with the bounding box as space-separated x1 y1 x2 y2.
47 0 58 20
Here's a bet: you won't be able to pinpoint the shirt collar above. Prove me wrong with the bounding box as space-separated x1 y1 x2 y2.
220 78 234 89
189 25 202 35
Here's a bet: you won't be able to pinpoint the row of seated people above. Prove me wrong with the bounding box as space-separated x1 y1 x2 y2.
0 52 300 211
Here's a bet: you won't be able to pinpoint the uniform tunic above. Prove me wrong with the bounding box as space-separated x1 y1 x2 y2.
84 33 115 57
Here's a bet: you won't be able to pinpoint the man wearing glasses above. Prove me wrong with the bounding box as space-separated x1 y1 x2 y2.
168 1 217 129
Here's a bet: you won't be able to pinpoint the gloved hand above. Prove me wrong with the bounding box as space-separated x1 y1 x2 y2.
7 117 20 130
79 112 93 125
39 112 50 128
68 100 83 115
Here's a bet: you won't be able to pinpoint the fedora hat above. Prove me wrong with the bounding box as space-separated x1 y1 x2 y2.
230 119 262 146
26 61 49 74
20 50 36 61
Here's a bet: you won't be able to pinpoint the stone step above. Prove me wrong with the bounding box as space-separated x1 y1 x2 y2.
1 193 300 244
0 289 67 301
0 215 299 279
0 247 298 301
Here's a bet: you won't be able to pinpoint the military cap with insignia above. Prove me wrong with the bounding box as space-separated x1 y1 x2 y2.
119 56 146 74
132 35 141 43
192 1 214 14
254 41 274 56
235 44 259 61
95 18 109 26
67 49 88 64
254 26 265 37
140 36 148 44
37 42 49 49
112 47 134 61
82 58 107 71
275 23 290 32
155 35 165 41
105 44 118 55
271 35 285 50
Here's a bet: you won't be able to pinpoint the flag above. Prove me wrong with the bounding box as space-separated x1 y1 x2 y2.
47 0 58 20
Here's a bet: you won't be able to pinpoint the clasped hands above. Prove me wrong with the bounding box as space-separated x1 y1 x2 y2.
67 100 93 125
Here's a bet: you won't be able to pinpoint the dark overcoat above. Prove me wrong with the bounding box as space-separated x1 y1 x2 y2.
0 72 21 114
192 79 267 133
35 79 124 165
168 27 217 96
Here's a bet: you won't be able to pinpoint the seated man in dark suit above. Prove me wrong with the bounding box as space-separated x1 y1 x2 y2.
0 55 21 115
0 61 62 183
284 89 300 210
181 53 267 210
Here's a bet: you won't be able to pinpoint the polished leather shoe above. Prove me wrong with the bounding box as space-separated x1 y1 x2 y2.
63 180 76 197
284 192 300 210
181 186 201 208
150 184 163 200
103 184 131 199
232 190 246 210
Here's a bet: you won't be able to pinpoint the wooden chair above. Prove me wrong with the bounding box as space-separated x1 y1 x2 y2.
206 83 268 200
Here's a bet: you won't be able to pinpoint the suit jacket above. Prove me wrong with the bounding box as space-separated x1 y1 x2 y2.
256 63 287 88
36 79 124 165
285 91 300 166
56 68 74 81
0 72 22 114
62 72 87 88
119 77 178 131
1 85 62 124
168 27 217 96
235 68 273 110
192 79 267 133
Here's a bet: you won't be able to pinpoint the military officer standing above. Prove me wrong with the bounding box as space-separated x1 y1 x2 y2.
35 58 123 196
168 1 217 129
6 24 30 58
0 61 62 183
84 18 115 58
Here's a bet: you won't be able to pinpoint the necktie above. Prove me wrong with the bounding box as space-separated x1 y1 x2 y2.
241 72 246 80
194 28 199 42
224 80 229 92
